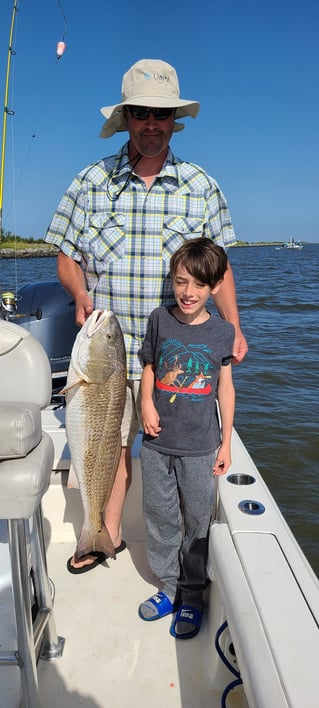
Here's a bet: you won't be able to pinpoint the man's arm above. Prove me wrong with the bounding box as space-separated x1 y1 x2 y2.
57 252 94 327
212 261 248 363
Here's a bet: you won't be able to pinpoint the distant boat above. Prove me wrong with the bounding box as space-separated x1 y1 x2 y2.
275 237 303 250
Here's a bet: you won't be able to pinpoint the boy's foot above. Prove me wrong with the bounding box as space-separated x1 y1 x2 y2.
170 604 203 639
138 591 176 621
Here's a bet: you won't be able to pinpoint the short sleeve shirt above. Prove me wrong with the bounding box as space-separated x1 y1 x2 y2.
140 306 235 456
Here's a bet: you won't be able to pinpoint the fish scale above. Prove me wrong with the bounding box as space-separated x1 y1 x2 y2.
63 310 127 561
82 376 123 532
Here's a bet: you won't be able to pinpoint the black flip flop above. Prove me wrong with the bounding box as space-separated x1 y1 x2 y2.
67 540 127 574
114 540 126 554
67 551 107 575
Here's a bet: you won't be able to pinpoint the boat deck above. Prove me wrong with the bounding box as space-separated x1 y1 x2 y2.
40 462 246 708
1 424 319 708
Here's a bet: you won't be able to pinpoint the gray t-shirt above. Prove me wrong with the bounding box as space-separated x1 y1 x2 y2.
140 306 235 456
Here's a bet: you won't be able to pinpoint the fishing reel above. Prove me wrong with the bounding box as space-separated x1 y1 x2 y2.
1 290 42 321
1 291 17 320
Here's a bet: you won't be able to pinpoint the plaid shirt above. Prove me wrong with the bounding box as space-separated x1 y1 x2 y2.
45 143 236 379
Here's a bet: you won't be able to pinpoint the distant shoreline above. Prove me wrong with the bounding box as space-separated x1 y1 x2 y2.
0 241 313 259
0 246 59 259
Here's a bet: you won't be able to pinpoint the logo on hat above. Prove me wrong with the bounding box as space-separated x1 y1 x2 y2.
143 71 169 83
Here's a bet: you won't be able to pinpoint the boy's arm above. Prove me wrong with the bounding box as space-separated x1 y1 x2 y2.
140 363 162 437
213 363 235 476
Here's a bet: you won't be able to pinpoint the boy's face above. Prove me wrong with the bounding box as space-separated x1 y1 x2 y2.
172 264 215 321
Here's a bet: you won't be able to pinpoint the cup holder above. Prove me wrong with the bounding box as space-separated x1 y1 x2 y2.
227 473 256 486
238 500 265 515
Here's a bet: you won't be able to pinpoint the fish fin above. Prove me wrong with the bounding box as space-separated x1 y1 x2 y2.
67 463 80 489
75 524 115 561
60 380 82 395
61 378 93 394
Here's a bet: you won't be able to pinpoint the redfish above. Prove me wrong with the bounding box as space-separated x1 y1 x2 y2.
63 310 126 561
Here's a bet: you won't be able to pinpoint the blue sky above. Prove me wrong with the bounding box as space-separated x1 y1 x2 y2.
0 0 318 242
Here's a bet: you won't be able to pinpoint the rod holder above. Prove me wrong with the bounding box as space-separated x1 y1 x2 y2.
238 500 265 515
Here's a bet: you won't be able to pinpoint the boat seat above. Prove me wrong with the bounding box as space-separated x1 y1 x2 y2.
0 320 64 708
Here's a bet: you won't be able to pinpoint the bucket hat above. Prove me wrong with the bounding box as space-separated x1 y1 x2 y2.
100 59 200 138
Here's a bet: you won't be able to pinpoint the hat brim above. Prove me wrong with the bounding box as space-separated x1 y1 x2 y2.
100 98 199 138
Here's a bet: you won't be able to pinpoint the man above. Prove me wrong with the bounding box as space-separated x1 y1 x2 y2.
45 59 248 572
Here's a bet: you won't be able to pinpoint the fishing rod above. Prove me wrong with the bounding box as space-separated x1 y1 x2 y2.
0 0 19 240
0 0 69 321
0 0 68 243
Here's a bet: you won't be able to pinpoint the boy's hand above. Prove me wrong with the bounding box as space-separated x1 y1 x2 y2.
213 444 231 476
141 401 161 437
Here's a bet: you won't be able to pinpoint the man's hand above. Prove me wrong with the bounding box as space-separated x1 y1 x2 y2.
74 292 94 327
232 328 248 364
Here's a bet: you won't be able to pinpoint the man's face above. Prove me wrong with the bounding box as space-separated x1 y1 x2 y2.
125 106 175 158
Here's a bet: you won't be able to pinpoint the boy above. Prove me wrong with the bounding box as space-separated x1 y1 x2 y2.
138 237 235 639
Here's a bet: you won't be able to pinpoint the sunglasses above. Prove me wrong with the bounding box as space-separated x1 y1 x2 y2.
126 106 175 121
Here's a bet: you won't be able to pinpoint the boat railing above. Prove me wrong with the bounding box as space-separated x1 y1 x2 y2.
207 434 319 708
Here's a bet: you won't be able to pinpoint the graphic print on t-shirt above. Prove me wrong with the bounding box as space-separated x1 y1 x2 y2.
156 337 214 402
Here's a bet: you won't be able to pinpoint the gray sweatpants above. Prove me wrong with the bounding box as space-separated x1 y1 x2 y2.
140 446 216 610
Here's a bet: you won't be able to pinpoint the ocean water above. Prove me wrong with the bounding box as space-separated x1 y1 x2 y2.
1 244 318 575
230 243 319 576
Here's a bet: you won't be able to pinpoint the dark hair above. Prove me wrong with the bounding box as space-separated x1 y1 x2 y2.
169 237 228 288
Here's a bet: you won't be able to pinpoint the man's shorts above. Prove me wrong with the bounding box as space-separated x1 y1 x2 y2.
121 380 142 447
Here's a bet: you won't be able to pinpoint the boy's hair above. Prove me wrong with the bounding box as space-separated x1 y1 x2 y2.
170 237 228 288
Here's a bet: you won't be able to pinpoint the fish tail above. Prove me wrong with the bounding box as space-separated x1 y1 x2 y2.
75 524 115 561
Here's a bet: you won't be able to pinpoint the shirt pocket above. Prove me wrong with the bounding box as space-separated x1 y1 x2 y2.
162 216 205 263
85 213 126 263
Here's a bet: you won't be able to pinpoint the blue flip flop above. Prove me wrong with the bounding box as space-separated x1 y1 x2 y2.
170 604 203 639
138 591 175 621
